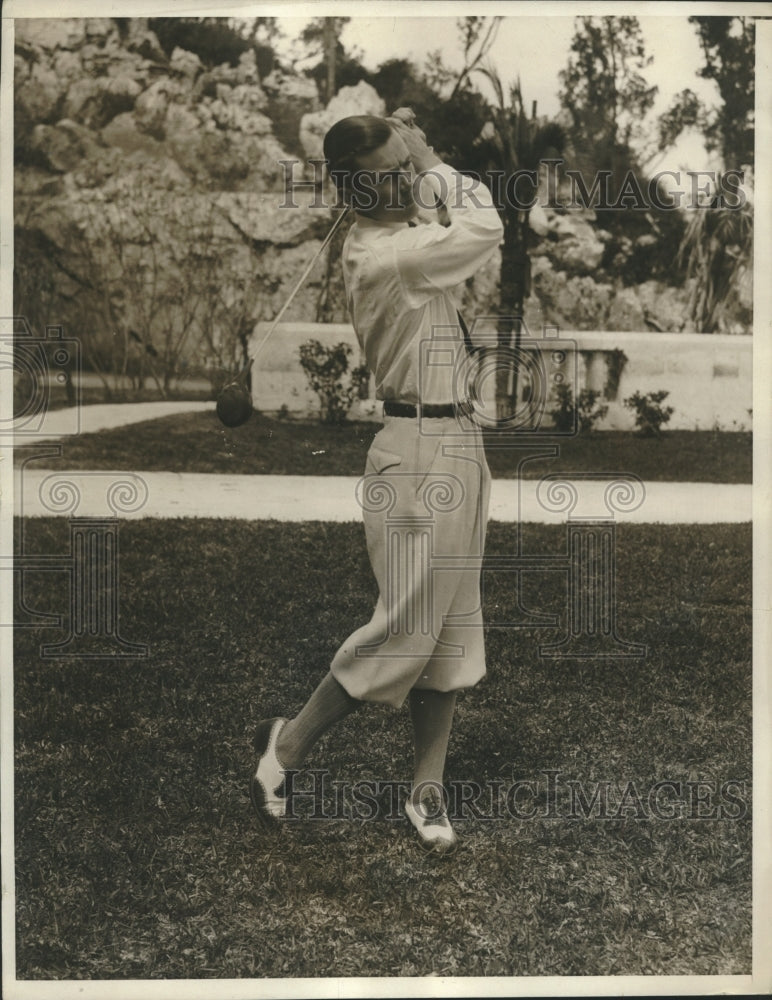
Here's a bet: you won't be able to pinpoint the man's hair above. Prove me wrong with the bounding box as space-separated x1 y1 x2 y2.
323 115 392 205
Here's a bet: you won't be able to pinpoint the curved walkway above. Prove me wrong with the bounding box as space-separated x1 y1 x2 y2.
13 401 215 444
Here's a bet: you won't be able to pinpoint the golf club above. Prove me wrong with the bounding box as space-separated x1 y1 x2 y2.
216 204 352 427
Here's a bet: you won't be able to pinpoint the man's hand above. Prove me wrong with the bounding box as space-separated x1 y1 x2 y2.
385 107 442 174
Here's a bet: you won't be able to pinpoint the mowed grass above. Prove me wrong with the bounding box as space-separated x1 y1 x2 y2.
14 519 751 979
19 409 753 482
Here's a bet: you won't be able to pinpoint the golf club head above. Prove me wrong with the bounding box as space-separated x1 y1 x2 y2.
216 382 253 428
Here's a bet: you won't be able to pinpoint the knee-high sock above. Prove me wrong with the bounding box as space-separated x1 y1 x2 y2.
409 688 457 802
275 670 361 769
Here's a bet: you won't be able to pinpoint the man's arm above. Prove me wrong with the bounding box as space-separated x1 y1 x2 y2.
386 115 504 304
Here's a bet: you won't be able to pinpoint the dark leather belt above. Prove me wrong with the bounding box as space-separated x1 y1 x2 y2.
383 400 475 419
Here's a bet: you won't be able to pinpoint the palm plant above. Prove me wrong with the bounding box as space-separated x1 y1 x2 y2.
677 179 753 333
475 64 565 418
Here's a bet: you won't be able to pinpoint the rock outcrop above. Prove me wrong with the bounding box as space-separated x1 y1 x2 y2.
15 14 725 394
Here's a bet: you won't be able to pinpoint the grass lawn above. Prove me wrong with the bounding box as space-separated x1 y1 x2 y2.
21 410 753 482
14 519 751 979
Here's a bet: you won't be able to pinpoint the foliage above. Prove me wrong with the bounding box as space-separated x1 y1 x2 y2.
656 18 755 333
300 17 369 101
624 389 675 437
677 194 753 333
549 382 608 434
604 348 628 399
149 17 258 70
298 339 368 424
658 17 754 171
425 16 502 100
559 17 657 166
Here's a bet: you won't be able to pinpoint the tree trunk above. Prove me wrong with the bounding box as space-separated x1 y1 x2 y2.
496 209 529 422
324 18 336 103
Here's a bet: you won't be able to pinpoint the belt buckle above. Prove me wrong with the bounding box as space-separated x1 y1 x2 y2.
416 402 422 420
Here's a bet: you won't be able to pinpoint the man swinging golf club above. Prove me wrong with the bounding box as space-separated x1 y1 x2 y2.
251 107 504 855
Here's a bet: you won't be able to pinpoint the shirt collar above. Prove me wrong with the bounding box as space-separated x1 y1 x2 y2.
353 213 409 233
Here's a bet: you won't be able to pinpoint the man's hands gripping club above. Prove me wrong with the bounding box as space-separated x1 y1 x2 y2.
385 107 442 176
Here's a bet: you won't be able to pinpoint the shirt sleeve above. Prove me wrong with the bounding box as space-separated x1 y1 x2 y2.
393 162 504 309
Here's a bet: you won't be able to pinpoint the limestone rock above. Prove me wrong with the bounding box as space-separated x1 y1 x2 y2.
299 81 385 161
236 49 259 85
263 69 320 156
229 82 268 112
635 280 690 332
262 69 319 102
206 97 271 135
29 120 105 174
530 255 614 330
101 111 164 155
547 215 606 276
528 201 550 237
170 46 203 79
85 18 114 44
15 59 64 127
215 193 333 247
134 78 188 139
53 49 84 86
606 287 646 331
14 19 86 51
63 75 141 129
125 27 168 65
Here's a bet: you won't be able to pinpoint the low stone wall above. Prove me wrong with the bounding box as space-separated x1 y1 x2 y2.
249 322 753 431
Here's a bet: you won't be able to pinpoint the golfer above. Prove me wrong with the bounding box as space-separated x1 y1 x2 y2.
251 109 503 854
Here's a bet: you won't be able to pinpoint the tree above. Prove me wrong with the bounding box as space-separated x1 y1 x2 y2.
657 18 755 334
299 17 368 101
677 189 753 333
657 16 755 171
475 67 565 418
425 16 502 100
558 16 657 211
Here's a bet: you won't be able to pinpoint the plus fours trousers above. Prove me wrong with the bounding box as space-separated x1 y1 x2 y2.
331 413 491 708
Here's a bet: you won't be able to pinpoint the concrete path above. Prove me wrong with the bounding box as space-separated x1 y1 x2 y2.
12 401 215 444
9 403 752 524
15 470 752 524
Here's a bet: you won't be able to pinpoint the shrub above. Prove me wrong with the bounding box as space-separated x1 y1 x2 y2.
299 339 368 425
623 390 675 437
149 17 252 67
549 383 608 434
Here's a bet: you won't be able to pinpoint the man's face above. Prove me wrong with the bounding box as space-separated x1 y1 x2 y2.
352 130 419 223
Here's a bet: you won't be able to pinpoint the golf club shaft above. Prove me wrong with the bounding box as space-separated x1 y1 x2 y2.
251 205 352 365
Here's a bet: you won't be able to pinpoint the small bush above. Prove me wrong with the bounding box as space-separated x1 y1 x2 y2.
623 389 675 437
549 383 608 434
299 339 368 425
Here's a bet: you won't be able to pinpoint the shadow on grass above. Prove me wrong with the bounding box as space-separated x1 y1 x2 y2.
15 411 753 482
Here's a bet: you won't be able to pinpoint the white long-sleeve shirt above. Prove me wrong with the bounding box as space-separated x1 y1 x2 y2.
341 161 504 405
